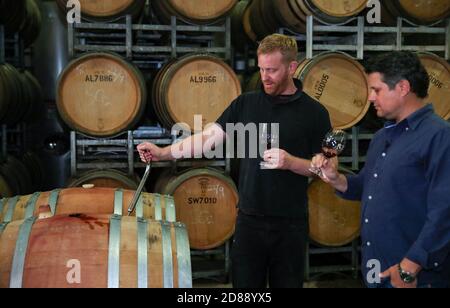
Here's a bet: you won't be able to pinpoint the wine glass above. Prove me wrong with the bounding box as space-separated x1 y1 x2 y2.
260 123 279 169
309 129 347 176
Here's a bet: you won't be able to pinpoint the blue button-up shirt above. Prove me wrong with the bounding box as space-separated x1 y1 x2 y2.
339 105 450 287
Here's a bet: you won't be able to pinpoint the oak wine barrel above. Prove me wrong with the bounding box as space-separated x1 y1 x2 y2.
308 167 361 247
0 175 13 199
151 0 238 25
0 65 44 126
57 53 147 137
0 187 176 223
0 187 176 224
417 52 450 120
68 169 141 190
152 54 241 132
155 168 238 250
56 0 146 22
230 0 255 50
382 0 450 25
236 0 367 41
0 156 33 196
0 214 191 288
0 0 41 47
295 52 370 130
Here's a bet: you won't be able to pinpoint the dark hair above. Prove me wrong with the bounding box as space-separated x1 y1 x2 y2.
365 51 429 99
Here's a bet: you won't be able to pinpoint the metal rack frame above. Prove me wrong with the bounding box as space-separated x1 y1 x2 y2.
0 25 4 64
191 241 231 283
68 15 232 67
0 26 28 158
340 127 374 171
281 16 450 60
305 239 360 281
70 130 231 177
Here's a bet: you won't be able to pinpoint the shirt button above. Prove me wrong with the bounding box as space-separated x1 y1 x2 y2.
368 196 373 200
367 242 371 246
365 219 369 224
406 127 409 131
434 263 439 267
374 173 378 178
382 153 386 157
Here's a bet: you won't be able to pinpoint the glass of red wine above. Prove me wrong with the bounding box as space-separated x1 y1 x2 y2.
309 129 347 176
260 123 279 169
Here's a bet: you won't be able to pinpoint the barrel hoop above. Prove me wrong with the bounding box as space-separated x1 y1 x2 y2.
154 194 162 221
136 195 144 219
108 214 122 288
10 217 37 288
174 222 192 288
165 195 176 223
114 189 123 216
49 189 61 215
24 192 41 219
161 221 174 288
0 222 8 234
137 217 148 288
4 196 19 223
0 199 6 219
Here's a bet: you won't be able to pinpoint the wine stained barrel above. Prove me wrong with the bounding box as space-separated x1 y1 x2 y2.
155 168 238 250
0 215 191 288
308 167 361 247
295 52 370 130
0 187 176 224
56 52 147 137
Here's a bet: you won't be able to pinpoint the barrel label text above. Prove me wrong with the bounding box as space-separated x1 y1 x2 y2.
314 74 330 101
190 75 217 84
85 75 114 83
429 73 444 89
187 197 218 205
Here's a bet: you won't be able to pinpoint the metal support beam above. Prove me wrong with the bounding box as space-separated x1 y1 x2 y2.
0 25 4 64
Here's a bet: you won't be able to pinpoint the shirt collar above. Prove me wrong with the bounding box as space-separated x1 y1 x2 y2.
262 79 304 105
384 104 434 131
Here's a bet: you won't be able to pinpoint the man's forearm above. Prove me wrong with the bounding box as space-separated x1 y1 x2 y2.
288 157 315 177
167 133 205 160
328 173 348 193
164 124 225 161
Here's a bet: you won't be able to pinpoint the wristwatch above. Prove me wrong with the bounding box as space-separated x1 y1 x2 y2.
398 264 417 284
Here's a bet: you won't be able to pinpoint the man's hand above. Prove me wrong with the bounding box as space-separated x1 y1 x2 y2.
262 148 293 170
310 153 339 182
379 264 418 288
137 142 166 163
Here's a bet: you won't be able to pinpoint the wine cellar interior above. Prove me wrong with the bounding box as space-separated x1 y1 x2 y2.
0 0 449 289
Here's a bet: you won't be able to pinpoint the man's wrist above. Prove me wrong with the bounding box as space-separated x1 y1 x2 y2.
398 259 422 284
398 264 417 283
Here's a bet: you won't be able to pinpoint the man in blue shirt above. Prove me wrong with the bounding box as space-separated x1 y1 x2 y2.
311 51 450 288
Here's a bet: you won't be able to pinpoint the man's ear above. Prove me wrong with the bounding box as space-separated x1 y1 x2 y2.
397 79 411 97
289 61 299 75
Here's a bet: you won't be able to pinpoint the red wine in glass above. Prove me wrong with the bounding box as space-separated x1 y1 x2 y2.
310 129 347 176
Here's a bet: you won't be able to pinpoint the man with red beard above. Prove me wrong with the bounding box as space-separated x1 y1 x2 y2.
138 34 331 288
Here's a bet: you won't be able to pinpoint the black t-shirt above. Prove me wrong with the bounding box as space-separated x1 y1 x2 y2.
216 79 331 219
